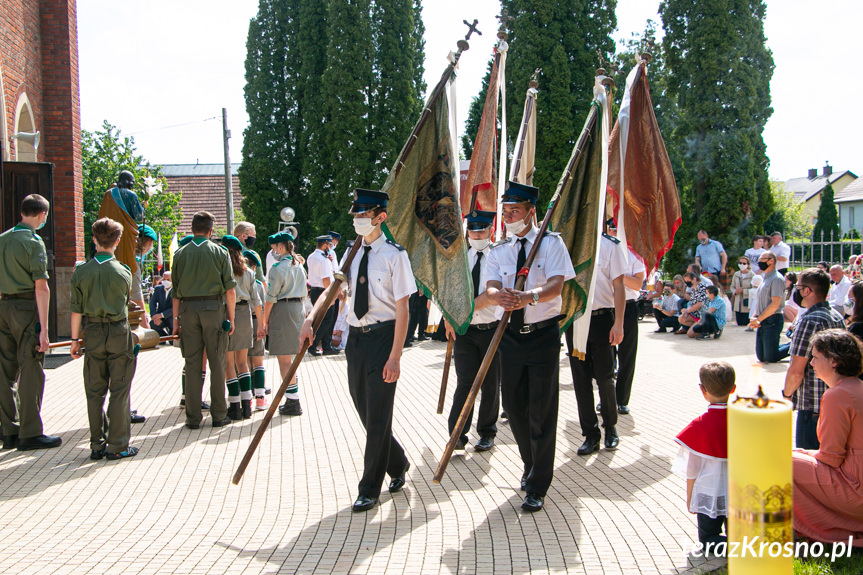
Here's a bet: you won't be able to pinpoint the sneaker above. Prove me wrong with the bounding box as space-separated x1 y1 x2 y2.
90 448 105 460
106 446 139 460
696 332 711 340
255 396 269 411
714 329 723 340
227 403 243 421
744 326 754 332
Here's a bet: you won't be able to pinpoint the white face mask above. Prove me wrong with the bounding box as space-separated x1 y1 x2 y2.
353 217 375 237
468 237 490 252
504 216 529 236
161 280 172 290
738 263 748 270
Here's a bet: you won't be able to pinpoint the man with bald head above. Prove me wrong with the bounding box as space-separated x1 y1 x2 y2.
826 264 852 315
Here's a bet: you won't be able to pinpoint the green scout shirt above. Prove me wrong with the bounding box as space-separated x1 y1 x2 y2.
70 254 132 321
266 258 307 303
234 267 262 308
0 223 49 294
172 237 237 299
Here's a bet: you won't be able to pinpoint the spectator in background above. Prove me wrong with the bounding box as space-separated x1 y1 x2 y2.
653 282 681 333
689 285 727 340
731 257 755 326
749 251 787 363
150 271 173 337
688 263 713 286
782 269 846 449
846 281 863 340
744 236 766 269
817 261 829 273
695 230 727 278
782 272 800 324
847 255 860 280
678 272 708 334
769 232 791 275
827 265 852 316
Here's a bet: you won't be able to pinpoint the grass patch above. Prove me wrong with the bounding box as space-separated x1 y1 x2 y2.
709 547 863 575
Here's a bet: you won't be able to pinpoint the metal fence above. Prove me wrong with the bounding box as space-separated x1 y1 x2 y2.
787 231 863 269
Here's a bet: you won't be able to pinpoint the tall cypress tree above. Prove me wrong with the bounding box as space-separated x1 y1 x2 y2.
813 183 840 242
497 0 618 212
660 0 774 269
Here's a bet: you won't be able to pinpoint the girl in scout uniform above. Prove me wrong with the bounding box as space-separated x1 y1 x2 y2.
221 236 264 420
243 250 269 399
263 232 307 416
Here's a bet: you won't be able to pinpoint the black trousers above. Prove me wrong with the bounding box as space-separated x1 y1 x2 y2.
448 325 500 442
566 312 617 438
653 308 680 332
310 287 337 350
697 513 727 545
500 323 560 497
616 300 639 407
406 293 429 340
346 325 408 499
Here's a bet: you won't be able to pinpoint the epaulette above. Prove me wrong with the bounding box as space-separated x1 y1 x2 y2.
490 237 512 249
255 279 263 285
219 245 228 251
271 261 281 268
386 239 406 251
122 263 131 271
74 260 86 268
602 232 620 244
543 231 561 237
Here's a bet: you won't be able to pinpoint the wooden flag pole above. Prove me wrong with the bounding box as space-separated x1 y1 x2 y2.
436 337 455 414
47 334 178 349
433 99 603 484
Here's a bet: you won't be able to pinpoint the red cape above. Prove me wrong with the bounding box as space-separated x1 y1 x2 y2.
675 404 728 459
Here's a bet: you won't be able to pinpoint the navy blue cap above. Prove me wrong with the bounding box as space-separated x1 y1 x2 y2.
349 188 389 214
315 234 333 243
328 231 341 241
501 181 539 205
606 217 616 229
466 210 496 230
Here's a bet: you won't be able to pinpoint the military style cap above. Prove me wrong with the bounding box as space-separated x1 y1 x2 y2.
349 188 389 214
221 234 243 251
328 231 341 241
315 234 333 243
138 224 158 242
242 249 261 268
345 239 356 248
501 181 539 205
178 234 194 247
466 210 496 231
268 231 294 244
606 217 616 229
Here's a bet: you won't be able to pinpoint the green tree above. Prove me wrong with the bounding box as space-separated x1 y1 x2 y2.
659 0 774 273
812 183 841 242
497 0 618 213
81 121 182 260
763 181 810 241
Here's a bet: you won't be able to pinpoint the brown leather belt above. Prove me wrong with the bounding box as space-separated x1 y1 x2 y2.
86 316 126 324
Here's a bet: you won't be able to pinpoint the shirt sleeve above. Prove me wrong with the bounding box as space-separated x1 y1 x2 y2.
266 265 284 303
69 269 84 314
715 241 725 254
789 318 814 358
485 246 503 285
29 238 49 282
391 250 417 302
606 241 628 282
769 277 785 300
248 271 262 308
542 236 576 282
814 387 851 468
130 265 144 302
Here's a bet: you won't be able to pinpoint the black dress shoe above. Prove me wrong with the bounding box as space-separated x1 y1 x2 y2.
617 405 630 415
417 334 429 341
605 426 619 449
388 461 410 493
322 347 341 356
500 410 508 419
309 348 322 357
227 403 243 421
17 434 62 451
241 399 252 419
185 423 200 430
202 401 211 410
454 437 467 451
475 436 494 452
522 493 544 512
3 435 17 450
265 388 272 395
90 448 105 460
279 398 303 416
130 413 146 424
352 495 378 512
403 340 413 348
212 417 232 427
577 435 601 456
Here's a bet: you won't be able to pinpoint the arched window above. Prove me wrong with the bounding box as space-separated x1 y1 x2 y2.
14 94 37 162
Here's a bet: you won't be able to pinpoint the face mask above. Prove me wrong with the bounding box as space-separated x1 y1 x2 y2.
758 261 769 271
684 280 693 287
845 299 855 314
700 238 708 245
244 236 256 248
662 291 671 297
504 216 529 236
468 238 490 252
161 280 172 290
144 247 153 257
738 263 748 270
36 220 46 231
792 287 807 308
353 217 375 236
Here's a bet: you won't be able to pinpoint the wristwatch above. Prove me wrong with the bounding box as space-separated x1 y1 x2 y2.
529 290 540 306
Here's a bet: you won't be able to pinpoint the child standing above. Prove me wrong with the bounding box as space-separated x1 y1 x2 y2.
70 217 139 460
673 361 736 554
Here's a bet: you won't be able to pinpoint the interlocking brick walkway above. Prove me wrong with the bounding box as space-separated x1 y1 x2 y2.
0 319 787 574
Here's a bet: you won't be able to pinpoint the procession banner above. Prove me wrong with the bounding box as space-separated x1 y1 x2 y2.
462 47 502 215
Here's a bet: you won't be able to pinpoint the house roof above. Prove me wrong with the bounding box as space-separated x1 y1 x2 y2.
159 163 240 177
834 177 863 204
786 170 856 203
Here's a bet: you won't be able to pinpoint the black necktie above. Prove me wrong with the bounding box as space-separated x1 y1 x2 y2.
472 252 483 298
511 238 527 329
354 246 372 319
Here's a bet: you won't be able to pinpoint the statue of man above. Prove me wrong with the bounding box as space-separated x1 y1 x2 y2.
97 170 146 273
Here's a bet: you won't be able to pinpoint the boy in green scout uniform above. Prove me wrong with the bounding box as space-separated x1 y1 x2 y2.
69 217 139 460
172 212 237 429
0 194 60 451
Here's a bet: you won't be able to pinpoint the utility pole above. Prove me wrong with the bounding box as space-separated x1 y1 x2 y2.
222 107 234 233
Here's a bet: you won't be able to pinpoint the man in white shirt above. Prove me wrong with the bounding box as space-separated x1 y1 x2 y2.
306 234 339 355
444 210 500 453
486 182 575 512
769 232 791 275
827 265 852 315
744 235 766 270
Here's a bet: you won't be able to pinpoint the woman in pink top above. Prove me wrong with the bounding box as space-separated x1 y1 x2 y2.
793 329 863 546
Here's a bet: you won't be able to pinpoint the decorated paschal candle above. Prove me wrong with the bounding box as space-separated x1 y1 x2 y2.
728 384 793 574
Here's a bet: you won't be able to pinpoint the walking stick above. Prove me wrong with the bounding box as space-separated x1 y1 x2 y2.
437 337 455 414
433 101 603 483
232 238 362 485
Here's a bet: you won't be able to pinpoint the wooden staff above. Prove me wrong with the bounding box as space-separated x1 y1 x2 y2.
47 334 178 349
433 100 603 484
436 337 455 414
232 238 362 486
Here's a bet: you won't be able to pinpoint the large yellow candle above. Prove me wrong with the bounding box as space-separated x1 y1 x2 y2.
728 389 793 574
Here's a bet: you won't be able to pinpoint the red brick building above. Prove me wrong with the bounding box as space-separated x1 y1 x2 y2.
1 0 82 337
160 163 242 235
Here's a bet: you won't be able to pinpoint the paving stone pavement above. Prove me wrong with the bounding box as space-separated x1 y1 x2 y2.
0 319 789 574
